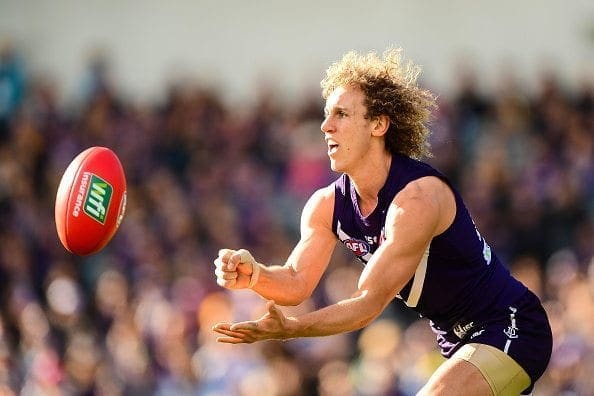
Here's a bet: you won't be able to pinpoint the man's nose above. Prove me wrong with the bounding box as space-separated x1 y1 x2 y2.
321 116 333 133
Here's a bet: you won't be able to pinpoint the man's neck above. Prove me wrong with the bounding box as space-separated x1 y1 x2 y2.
349 153 392 216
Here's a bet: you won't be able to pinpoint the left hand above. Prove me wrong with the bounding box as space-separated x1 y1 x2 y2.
212 300 296 344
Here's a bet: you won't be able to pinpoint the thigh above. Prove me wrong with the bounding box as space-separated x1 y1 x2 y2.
417 355 493 396
453 343 531 395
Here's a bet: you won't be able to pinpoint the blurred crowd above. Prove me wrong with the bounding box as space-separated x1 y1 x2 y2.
0 41 593 395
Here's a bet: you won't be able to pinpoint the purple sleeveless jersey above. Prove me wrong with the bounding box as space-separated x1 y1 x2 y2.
331 154 552 392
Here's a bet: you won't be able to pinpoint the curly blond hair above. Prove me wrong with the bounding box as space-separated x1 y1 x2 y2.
321 47 436 159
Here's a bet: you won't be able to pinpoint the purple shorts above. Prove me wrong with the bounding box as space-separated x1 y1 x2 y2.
436 290 553 393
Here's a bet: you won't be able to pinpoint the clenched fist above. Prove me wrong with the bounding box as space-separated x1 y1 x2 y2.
214 248 261 289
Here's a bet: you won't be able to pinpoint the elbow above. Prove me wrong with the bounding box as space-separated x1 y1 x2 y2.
276 266 315 306
274 283 312 307
281 288 314 306
275 296 306 307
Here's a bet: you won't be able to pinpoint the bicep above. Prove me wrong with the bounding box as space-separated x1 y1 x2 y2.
285 186 337 296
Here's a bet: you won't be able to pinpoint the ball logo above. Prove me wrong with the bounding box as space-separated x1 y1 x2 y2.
72 172 90 218
344 238 370 257
83 174 113 224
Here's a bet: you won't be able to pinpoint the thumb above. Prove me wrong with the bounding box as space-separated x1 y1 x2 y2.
266 300 279 316
229 249 253 271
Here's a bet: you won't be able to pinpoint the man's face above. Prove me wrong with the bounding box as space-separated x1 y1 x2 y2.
321 86 375 173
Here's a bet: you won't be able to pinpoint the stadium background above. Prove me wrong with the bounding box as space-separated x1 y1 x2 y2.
0 1 593 394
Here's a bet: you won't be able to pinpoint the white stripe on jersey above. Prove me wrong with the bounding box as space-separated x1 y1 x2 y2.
337 219 430 308
504 339 512 353
403 246 430 307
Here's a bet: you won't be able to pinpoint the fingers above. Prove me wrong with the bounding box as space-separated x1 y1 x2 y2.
229 321 259 332
214 248 257 289
216 335 248 344
214 255 237 287
213 322 257 344
217 249 236 270
218 249 233 258
229 249 254 271
214 249 242 288
212 302 285 344
216 276 237 288
216 248 252 271
214 267 238 281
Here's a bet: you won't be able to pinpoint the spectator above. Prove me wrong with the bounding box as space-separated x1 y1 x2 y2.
0 42 591 394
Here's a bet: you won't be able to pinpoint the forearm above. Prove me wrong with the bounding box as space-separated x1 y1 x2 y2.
251 264 312 306
286 290 384 338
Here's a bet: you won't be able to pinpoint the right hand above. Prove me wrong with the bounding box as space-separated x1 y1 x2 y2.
214 248 258 289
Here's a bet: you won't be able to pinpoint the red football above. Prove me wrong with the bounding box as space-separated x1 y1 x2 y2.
55 146 127 256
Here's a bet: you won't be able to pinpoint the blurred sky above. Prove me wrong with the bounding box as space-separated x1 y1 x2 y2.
0 0 593 105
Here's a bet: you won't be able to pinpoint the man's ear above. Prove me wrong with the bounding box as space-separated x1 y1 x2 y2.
372 115 390 137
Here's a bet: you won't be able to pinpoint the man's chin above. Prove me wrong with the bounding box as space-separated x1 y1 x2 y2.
329 160 338 172
329 160 343 173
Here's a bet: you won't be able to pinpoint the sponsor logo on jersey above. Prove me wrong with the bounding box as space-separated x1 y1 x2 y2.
336 220 373 262
504 326 518 339
344 238 371 257
453 321 474 339
83 174 112 224
504 306 519 339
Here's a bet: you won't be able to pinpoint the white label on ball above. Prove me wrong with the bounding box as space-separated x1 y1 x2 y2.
72 172 90 218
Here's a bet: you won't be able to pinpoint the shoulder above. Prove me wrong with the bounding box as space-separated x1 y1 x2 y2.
301 184 335 229
394 176 442 201
397 175 450 202
392 176 456 235
313 183 336 199
304 184 335 214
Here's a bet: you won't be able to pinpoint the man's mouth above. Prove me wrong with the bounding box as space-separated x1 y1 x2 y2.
328 143 339 155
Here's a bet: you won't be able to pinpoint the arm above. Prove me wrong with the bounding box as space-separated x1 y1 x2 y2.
213 176 456 342
214 185 338 306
